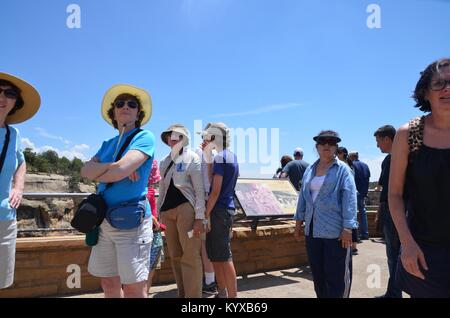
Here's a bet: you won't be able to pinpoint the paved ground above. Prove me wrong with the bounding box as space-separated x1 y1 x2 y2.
66 238 407 298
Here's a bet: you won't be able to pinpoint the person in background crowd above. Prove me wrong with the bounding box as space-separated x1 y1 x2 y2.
390 58 450 298
337 147 359 256
203 122 239 298
294 130 357 298
196 122 218 296
158 124 205 298
373 125 402 298
281 148 309 191
348 151 370 240
147 159 166 292
0 73 40 289
274 155 293 179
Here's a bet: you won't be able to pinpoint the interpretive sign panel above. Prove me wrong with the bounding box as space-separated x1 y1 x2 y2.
235 178 298 217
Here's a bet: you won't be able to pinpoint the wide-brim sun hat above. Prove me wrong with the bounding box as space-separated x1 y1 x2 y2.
0 72 41 125
161 124 190 146
313 131 342 143
101 84 152 127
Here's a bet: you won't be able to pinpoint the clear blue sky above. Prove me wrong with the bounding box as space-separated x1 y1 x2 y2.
2 0 449 180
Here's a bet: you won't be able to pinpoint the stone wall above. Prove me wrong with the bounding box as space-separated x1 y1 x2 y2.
0 214 380 298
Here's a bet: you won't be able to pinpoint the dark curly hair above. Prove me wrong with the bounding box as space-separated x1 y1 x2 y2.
280 155 293 168
107 93 145 129
413 58 450 112
0 79 24 116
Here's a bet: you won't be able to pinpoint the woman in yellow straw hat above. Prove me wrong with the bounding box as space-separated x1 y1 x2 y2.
80 84 155 298
0 72 40 289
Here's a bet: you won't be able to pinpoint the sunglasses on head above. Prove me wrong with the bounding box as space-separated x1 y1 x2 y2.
114 99 139 109
317 138 338 146
0 87 19 99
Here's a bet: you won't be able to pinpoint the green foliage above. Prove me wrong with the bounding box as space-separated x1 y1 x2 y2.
23 148 91 188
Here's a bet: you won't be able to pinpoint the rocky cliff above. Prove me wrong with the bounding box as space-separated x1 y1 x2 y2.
17 174 96 237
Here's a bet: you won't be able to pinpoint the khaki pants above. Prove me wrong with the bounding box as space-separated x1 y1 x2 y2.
0 220 16 289
161 202 202 298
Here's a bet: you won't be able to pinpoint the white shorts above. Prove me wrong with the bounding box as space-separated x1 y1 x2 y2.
88 217 153 285
0 220 17 289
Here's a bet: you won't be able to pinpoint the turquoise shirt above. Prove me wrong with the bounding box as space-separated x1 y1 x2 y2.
95 128 155 217
0 126 25 221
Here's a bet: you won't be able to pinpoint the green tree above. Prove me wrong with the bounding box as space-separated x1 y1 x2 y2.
41 150 59 173
23 148 37 172
58 156 71 175
34 156 51 173
70 157 83 173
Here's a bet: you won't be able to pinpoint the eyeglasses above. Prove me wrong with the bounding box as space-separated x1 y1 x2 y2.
317 139 338 146
114 100 139 109
430 79 450 91
0 88 19 99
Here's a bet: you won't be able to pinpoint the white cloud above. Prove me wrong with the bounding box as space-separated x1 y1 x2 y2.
72 144 90 152
21 138 36 151
21 138 90 161
212 103 302 118
35 127 71 145
40 145 59 153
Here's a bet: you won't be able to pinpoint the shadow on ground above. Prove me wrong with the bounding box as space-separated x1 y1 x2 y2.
149 266 314 298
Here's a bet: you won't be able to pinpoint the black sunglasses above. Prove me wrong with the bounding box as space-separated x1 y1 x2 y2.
0 87 19 99
317 138 338 146
430 79 450 91
114 100 139 109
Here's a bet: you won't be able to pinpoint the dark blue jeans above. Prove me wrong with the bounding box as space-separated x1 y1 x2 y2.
357 194 369 239
379 202 402 298
305 235 352 298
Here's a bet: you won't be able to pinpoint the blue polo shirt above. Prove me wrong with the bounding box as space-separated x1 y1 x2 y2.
352 159 371 197
95 128 155 217
0 126 25 221
211 149 239 211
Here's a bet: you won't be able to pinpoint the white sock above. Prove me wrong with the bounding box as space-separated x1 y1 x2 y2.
205 272 215 285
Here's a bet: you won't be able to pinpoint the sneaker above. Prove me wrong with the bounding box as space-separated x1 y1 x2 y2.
352 248 359 255
202 281 218 295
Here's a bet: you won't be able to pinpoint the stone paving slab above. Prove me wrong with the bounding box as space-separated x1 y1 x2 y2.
65 239 408 298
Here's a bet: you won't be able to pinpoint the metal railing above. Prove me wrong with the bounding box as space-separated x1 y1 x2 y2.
23 193 92 199
18 191 380 234
19 192 163 235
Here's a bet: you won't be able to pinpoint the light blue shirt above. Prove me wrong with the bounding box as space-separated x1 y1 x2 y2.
294 158 358 239
0 126 25 221
95 128 155 217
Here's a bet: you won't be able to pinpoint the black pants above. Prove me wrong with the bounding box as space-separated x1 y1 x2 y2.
396 241 450 298
379 202 402 297
305 235 353 298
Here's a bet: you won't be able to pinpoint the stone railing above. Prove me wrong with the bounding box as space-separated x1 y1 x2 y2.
0 212 381 298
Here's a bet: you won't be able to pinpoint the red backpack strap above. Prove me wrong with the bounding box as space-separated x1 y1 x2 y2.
408 116 425 153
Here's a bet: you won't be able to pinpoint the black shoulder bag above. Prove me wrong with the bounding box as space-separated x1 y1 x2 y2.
71 129 142 234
